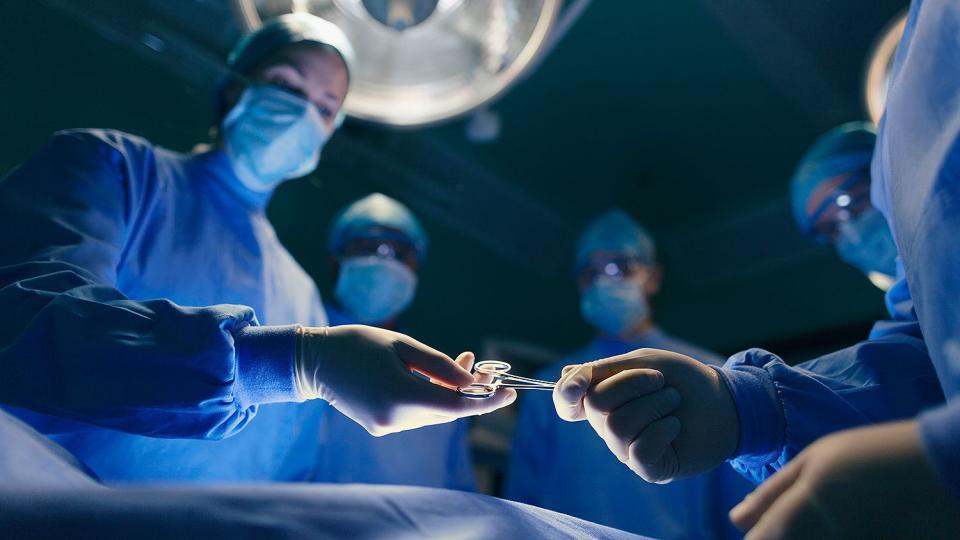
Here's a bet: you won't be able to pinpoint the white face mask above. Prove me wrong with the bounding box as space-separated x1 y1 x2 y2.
221 85 331 193
334 256 418 325
580 278 650 338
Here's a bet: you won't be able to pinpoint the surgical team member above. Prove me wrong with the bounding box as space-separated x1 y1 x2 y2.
790 121 925 346
312 194 475 490
790 122 898 293
0 14 512 483
552 2 960 531
506 209 752 539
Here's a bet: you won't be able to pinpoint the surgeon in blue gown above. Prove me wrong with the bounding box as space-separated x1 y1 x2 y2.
790 122 899 294
506 209 753 539
0 13 513 483
552 3 960 533
311 194 475 490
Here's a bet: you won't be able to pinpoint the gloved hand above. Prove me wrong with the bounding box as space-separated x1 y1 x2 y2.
295 325 515 436
730 420 960 539
553 348 739 483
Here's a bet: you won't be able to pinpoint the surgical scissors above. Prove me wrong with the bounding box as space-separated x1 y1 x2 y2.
458 360 556 399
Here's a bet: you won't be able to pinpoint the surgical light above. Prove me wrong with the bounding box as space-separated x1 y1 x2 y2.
863 11 907 126
232 0 562 127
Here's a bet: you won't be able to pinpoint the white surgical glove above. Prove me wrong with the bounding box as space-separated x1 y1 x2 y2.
296 325 516 436
553 348 739 483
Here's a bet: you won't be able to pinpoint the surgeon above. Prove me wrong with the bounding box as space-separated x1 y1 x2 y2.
311 194 475 490
549 121 952 532
790 122 898 293
505 209 752 539
791 122 922 345
0 13 513 483
730 0 960 535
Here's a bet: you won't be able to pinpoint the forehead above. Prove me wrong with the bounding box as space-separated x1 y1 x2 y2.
257 43 348 91
343 226 413 245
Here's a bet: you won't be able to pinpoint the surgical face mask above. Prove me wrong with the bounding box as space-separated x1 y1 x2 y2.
835 207 898 283
334 256 418 325
580 278 650 338
221 85 330 193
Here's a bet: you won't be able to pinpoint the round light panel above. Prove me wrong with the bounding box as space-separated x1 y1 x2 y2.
233 0 561 127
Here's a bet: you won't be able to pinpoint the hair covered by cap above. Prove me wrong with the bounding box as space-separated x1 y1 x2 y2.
328 193 428 260
790 121 877 235
576 209 656 269
229 13 355 79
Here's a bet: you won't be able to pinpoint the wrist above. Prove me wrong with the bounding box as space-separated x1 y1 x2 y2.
294 326 329 401
233 324 301 406
714 363 785 466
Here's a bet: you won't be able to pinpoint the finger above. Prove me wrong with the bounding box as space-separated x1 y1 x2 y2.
586 369 666 413
455 351 476 371
395 338 473 387
730 454 807 532
626 415 681 483
604 387 681 462
554 364 594 421
404 375 518 417
445 388 518 417
745 483 831 540
585 348 668 384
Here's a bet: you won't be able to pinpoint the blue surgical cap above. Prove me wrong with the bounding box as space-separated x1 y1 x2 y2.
575 209 656 269
790 122 876 236
229 13 355 79
328 194 428 260
216 13 355 121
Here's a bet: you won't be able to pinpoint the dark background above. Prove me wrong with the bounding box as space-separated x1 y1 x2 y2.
0 0 908 365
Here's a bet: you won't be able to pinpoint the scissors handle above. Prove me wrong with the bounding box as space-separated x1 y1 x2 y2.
458 358 557 399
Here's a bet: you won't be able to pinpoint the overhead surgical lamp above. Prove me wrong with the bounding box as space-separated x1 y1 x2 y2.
863 11 907 126
232 0 566 127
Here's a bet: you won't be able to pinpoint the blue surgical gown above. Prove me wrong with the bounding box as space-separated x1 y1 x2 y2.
870 0 960 500
717 0 958 494
310 307 476 491
0 129 328 482
506 330 754 540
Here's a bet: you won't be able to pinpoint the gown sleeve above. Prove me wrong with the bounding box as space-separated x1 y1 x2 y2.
0 130 300 440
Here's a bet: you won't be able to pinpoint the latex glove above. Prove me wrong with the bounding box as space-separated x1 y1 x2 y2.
730 420 960 539
553 348 739 483
295 325 516 436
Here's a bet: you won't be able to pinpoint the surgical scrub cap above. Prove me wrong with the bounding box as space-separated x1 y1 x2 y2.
790 122 876 236
216 13 355 121
575 209 656 269
328 194 429 261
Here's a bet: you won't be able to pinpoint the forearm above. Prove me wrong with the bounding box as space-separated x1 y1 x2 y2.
720 336 942 484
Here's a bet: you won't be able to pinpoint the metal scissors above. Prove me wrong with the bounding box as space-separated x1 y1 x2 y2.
458 360 556 399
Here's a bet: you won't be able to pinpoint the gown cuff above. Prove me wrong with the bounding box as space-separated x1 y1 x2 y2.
716 361 785 466
233 324 301 406
918 401 960 502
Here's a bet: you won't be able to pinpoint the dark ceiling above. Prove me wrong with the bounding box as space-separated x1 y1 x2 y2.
0 0 908 364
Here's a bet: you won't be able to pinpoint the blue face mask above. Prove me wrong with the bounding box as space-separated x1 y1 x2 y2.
580 278 650 338
334 256 418 325
222 85 330 193
835 207 899 282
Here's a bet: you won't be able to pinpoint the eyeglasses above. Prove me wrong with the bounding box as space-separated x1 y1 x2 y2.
340 236 418 265
808 171 873 242
575 256 650 287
